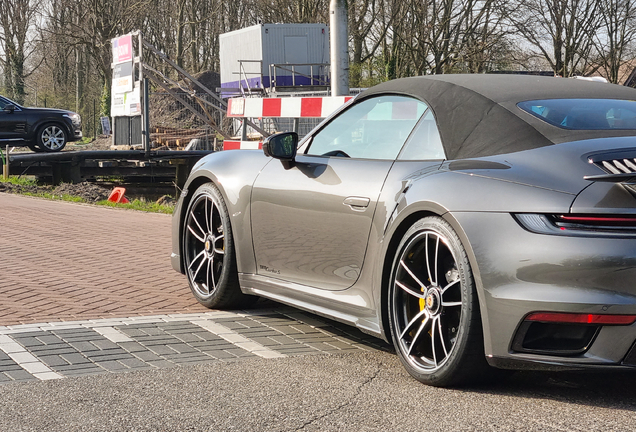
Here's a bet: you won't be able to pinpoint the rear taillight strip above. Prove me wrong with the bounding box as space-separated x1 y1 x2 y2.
526 312 636 325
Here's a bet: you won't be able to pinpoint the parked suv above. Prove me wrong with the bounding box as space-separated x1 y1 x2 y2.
0 96 82 152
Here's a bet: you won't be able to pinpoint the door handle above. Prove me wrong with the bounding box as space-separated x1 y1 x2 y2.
343 196 370 210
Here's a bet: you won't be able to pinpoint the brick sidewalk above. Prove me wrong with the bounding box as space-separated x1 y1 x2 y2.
0 193 208 325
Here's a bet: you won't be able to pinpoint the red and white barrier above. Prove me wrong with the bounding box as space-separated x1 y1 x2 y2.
227 96 353 118
223 140 263 150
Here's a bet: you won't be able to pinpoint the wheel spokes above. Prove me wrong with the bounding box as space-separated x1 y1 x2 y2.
438 317 449 357
395 280 425 299
408 315 431 355
187 224 206 243
400 309 428 339
400 260 426 289
191 251 208 281
213 234 225 255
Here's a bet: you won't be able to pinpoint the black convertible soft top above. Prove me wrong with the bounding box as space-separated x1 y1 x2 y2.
359 74 636 159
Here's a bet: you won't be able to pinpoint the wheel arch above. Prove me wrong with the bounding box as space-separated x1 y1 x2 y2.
379 204 488 353
34 120 73 140
175 150 271 276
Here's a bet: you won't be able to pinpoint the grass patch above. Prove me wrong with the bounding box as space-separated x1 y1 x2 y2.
96 199 174 214
3 175 38 186
22 191 85 203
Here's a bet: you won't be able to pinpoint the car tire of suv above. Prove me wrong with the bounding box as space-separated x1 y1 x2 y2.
183 182 257 309
27 143 42 152
37 123 67 152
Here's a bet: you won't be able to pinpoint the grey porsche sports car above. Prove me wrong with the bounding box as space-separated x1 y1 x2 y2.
171 74 636 386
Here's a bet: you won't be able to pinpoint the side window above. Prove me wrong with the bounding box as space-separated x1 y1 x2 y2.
398 110 445 160
306 95 428 160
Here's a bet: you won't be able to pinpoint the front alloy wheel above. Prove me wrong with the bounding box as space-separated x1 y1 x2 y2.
183 183 255 308
389 217 490 387
38 124 67 152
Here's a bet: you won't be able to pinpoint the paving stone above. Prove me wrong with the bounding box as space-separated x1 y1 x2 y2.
324 340 357 350
27 347 77 356
12 337 45 347
304 342 342 351
169 356 216 364
90 339 120 350
190 342 238 352
137 327 165 336
166 344 198 354
147 360 176 368
132 351 163 362
249 337 282 346
4 370 35 381
147 345 178 356
174 333 204 343
38 355 70 367
52 330 99 337
118 342 147 353
10 331 48 338
0 362 23 372
118 358 148 369
207 350 239 360
134 337 180 345
212 321 248 330
96 361 130 371
0 373 12 382
223 348 255 357
61 368 107 377
191 332 224 341
60 353 91 365
85 353 136 363
269 335 305 346
116 328 147 338
54 363 103 372
36 335 64 345
69 341 98 352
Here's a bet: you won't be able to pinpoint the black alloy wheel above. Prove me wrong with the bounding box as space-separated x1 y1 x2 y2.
183 183 255 308
389 216 490 387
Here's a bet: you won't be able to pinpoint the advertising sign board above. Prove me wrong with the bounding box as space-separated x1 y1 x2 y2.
112 34 133 64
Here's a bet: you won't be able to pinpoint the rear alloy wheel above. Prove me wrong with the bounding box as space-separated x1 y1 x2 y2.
183 183 255 308
389 216 490 387
37 124 67 152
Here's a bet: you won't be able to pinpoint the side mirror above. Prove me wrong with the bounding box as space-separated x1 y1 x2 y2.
3 104 15 114
263 132 298 161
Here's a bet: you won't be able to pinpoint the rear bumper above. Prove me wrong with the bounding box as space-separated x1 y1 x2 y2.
454 211 636 368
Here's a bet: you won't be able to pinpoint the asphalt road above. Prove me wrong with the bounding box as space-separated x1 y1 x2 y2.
2 350 636 431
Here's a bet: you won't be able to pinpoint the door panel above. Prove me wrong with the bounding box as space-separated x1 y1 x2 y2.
251 155 393 290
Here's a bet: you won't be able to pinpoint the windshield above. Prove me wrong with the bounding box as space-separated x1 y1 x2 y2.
518 99 636 130
0 96 20 110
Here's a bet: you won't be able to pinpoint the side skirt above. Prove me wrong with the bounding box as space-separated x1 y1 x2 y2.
238 273 384 339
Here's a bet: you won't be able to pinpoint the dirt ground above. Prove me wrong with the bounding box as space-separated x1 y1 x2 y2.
0 181 112 202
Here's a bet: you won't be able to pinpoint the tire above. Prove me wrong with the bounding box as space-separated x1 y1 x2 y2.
27 142 42 152
388 216 491 387
182 182 256 308
37 124 67 152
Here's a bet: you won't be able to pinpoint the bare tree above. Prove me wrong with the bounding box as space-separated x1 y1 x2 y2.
0 0 40 104
590 0 636 83
504 0 601 77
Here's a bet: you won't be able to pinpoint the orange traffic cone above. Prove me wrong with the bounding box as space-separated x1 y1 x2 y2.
107 187 130 204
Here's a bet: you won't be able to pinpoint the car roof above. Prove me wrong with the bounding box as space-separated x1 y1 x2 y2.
359 74 636 159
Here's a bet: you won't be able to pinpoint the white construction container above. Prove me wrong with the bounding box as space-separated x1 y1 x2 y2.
219 24 330 96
